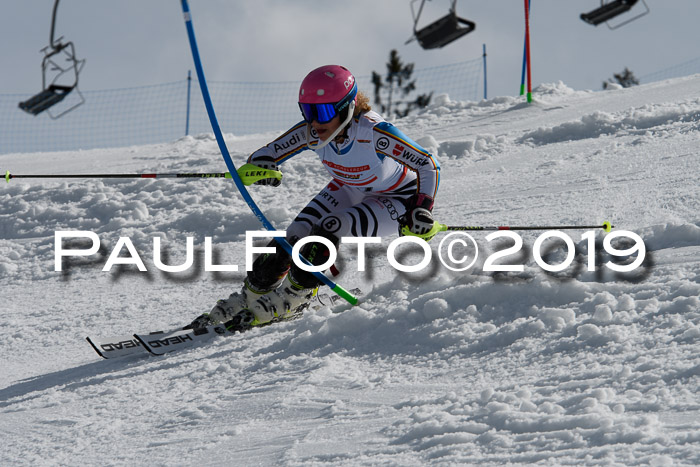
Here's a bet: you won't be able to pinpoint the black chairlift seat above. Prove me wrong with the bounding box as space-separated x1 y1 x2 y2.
581 0 649 29
407 0 475 50
18 41 85 119
19 84 74 116
416 13 475 49
18 0 85 118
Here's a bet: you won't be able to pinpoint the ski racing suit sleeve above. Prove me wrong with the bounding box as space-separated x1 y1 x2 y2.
372 121 440 204
247 121 309 165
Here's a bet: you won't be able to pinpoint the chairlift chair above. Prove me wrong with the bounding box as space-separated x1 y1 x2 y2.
406 0 476 50
580 0 649 30
18 0 85 118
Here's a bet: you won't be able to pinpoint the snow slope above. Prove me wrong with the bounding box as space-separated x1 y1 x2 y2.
1 75 699 466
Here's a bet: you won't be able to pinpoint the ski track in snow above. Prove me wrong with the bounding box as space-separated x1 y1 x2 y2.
0 76 699 466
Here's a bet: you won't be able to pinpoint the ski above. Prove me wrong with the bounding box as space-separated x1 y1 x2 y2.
134 324 232 356
86 288 362 359
86 332 163 359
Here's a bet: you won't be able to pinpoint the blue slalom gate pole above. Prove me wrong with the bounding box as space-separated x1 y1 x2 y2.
520 40 527 96
178 0 358 305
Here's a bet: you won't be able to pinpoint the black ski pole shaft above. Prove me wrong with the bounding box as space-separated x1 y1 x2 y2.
5 164 282 186
5 170 229 182
439 221 613 232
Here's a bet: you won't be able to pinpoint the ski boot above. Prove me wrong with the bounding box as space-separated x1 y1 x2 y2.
185 280 268 331
248 275 317 325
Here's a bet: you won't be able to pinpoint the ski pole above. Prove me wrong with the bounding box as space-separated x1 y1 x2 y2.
438 221 613 233
4 164 282 186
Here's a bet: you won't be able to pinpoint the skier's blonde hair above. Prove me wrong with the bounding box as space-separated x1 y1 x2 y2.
353 91 372 115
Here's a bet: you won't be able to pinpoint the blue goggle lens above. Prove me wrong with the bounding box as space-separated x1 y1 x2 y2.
299 102 338 124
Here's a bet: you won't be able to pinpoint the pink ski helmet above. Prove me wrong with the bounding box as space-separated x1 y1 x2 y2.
298 65 358 123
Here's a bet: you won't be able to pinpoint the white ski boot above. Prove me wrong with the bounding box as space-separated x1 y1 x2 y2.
249 276 317 325
186 282 267 330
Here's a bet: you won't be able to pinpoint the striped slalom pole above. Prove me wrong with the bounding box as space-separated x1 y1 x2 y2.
520 0 531 96
523 0 533 102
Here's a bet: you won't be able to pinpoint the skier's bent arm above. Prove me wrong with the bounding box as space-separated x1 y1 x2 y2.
372 121 440 202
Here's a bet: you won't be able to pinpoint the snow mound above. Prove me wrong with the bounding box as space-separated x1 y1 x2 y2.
518 98 700 145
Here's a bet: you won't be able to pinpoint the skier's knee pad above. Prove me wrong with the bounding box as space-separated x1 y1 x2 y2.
246 239 292 292
289 224 340 289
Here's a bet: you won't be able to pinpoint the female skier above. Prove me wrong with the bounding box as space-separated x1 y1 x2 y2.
189 65 440 331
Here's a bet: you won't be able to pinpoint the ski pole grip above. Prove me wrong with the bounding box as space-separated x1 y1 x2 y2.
237 163 283 186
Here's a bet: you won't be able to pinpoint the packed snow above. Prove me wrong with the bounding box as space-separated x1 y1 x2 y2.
1 75 699 466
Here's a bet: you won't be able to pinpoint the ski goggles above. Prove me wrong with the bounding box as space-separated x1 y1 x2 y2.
298 102 340 124
298 83 358 124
